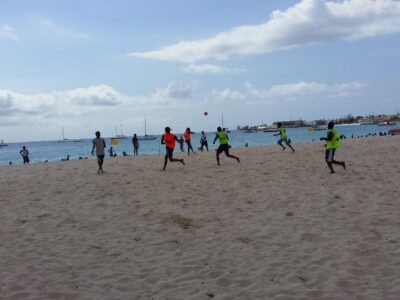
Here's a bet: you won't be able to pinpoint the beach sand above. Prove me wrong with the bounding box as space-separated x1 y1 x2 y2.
1 136 399 300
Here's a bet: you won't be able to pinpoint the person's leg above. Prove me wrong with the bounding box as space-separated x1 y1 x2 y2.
168 148 185 165
278 138 286 151
216 145 223 165
286 141 295 152
163 152 169 170
224 145 240 163
200 142 204 152
325 149 335 173
186 141 190 155
332 150 345 169
189 141 195 154
97 155 104 173
205 141 209 152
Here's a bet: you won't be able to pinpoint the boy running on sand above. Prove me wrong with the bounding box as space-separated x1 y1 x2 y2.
320 121 346 174
91 131 106 174
213 127 240 166
161 127 185 170
274 122 295 152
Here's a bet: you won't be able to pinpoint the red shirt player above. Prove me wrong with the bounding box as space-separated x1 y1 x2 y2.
161 127 185 170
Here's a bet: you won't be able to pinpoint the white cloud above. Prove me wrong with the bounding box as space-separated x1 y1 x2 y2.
210 88 245 102
32 18 89 39
131 0 400 63
183 64 245 74
0 82 198 122
244 81 365 102
0 85 123 120
0 24 19 41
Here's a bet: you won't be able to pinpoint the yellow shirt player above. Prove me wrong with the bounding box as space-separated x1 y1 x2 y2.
212 127 240 166
320 121 346 174
273 122 295 152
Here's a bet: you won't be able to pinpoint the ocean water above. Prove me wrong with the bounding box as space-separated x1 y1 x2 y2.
0 124 398 166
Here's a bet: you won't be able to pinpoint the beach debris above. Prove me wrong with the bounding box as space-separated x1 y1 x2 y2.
286 211 294 217
206 292 214 298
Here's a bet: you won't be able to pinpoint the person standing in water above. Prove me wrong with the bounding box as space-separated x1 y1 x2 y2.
213 127 240 166
200 131 209 152
184 127 196 155
19 146 30 164
274 122 295 152
91 131 106 174
320 121 346 174
132 133 139 156
161 127 185 170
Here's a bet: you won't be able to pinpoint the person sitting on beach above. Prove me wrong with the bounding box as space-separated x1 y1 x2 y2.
161 127 185 170
320 121 346 174
274 123 295 152
61 154 70 161
91 131 106 174
108 147 115 157
132 133 139 156
184 127 196 155
19 146 30 165
213 127 240 166
199 131 209 152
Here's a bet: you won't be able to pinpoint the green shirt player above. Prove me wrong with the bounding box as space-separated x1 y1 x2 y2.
212 127 240 166
274 122 295 152
320 121 346 173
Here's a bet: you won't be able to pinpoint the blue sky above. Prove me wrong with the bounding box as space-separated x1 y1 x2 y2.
1 0 400 142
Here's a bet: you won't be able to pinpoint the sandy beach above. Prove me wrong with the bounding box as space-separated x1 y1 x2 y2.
1 136 399 300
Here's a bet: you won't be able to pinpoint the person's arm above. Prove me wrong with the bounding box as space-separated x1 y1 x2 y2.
226 133 229 141
320 132 333 141
161 135 165 145
91 140 95 154
174 135 179 142
213 134 218 144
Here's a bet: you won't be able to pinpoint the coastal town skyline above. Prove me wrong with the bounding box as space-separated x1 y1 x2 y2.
1 0 400 142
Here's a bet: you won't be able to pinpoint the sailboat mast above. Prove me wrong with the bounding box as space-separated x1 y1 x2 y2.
145 116 147 136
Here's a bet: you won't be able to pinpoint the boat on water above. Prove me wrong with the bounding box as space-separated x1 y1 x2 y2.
57 128 82 143
0 140 8 147
138 117 157 141
388 128 400 135
378 121 396 126
311 126 326 131
112 124 128 139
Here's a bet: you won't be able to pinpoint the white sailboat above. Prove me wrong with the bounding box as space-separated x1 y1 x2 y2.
0 140 8 147
221 113 230 133
58 128 82 143
138 116 157 141
113 124 128 139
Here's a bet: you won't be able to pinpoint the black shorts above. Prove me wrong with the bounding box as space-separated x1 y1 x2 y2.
23 157 29 163
217 144 229 155
97 155 105 164
165 147 174 160
325 149 335 162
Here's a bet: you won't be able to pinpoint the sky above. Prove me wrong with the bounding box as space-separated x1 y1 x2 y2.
1 0 400 142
